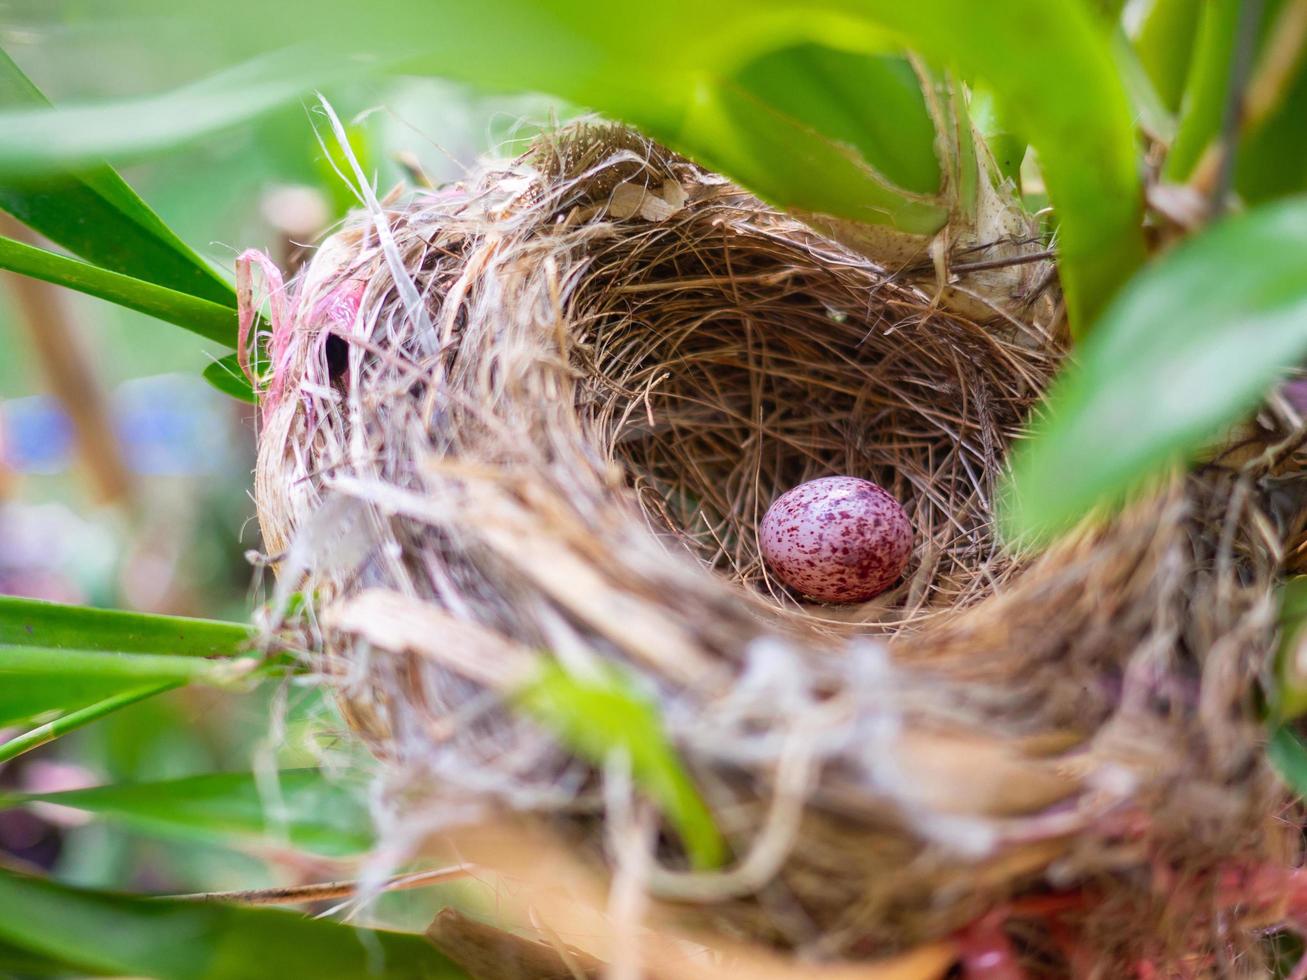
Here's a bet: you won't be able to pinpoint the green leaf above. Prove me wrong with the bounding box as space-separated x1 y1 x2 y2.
0 46 236 306
0 684 181 766
0 868 464 980
1087 0 1129 22
0 235 239 344
515 662 726 871
727 44 943 196
0 646 233 728
1268 723 1307 798
0 1 1145 326
1236 52 1307 204
0 937 77 977
675 52 951 237
0 602 258 758
203 353 257 404
1134 0 1201 113
968 87 1025 186
0 770 373 858
1164 0 1240 181
401 0 1144 324
1001 196 1307 545
850 0 1145 328
1280 577 1307 628
1113 27 1177 142
1274 577 1307 720
0 44 367 179
0 596 252 655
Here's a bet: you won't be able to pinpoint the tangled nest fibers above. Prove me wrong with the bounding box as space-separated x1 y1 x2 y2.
249 125 1307 976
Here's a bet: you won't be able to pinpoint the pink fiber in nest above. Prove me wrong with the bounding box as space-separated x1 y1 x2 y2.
311 278 366 330
235 248 291 418
237 247 366 419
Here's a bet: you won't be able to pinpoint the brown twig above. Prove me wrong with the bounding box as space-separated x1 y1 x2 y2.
0 215 134 507
166 865 473 905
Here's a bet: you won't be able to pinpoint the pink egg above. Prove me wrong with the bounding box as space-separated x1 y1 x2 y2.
759 476 912 603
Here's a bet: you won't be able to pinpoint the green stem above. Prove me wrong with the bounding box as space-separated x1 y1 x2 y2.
1165 0 1241 181
1135 0 1201 113
0 684 181 765
0 236 237 346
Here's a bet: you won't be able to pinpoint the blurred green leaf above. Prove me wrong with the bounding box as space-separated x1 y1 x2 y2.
203 353 257 404
1274 577 1307 720
405 0 1149 324
0 46 236 305
0 597 252 655
1282 577 1307 625
1002 196 1307 545
858 0 1144 327
1268 723 1307 798
0 601 260 761
727 43 942 195
968 87 1024 186
676 58 950 236
1237 47 1307 203
1087 0 1129 21
516 662 726 871
0 684 180 766
0 235 239 344
0 938 75 977
0 868 463 980
0 770 373 858
1164 0 1240 181
0 44 368 178
0 0 1144 327
1114 28 1177 141
0 646 233 728
1135 0 1201 113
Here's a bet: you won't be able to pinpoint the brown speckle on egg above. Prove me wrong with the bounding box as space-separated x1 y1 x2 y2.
759 476 912 603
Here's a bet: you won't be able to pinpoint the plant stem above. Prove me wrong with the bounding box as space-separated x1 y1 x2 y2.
1208 0 1266 217
166 866 474 905
0 215 135 507
0 236 238 345
0 684 180 764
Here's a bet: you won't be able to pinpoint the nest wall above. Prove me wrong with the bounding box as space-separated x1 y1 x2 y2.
252 126 1301 972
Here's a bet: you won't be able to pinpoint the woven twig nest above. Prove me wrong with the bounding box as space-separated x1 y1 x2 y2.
251 126 1304 975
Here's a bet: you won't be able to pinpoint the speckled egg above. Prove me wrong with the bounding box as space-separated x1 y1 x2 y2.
759 476 912 603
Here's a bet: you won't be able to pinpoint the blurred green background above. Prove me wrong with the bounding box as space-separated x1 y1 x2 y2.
0 20 563 920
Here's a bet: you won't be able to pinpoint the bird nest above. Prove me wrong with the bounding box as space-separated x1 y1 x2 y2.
249 125 1303 977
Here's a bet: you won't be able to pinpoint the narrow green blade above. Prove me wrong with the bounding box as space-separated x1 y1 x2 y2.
1236 50 1307 203
1268 723 1307 799
0 869 464 980
0 770 373 858
516 663 726 870
1134 0 1201 113
1163 0 1240 181
0 235 239 344
0 46 235 305
203 353 257 404
1273 576 1307 720
1001 196 1307 545
0 596 252 655
0 646 230 727
0 43 376 178
0 684 181 765
0 937 80 977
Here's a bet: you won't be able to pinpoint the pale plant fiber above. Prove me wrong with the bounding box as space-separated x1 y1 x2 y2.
251 125 1304 976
